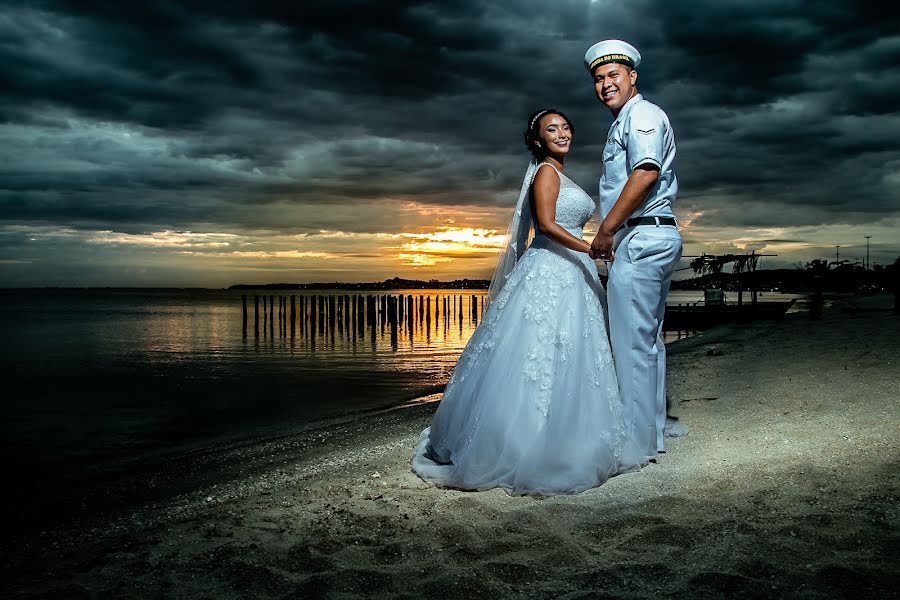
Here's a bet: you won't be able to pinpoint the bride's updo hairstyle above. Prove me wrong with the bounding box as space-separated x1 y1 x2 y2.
524 108 575 160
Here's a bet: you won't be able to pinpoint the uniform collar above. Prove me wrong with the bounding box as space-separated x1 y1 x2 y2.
612 92 643 126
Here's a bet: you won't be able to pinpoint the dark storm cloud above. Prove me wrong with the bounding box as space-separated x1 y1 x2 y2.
0 5 256 127
0 0 898 240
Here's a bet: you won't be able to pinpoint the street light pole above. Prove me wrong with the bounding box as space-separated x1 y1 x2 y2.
865 235 871 271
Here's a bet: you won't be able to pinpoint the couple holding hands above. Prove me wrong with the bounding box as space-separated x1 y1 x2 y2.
412 39 684 495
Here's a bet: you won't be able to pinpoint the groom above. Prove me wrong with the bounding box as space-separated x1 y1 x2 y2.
585 40 684 463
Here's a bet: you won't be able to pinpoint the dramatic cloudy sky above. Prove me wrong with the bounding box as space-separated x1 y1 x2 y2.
1 0 898 287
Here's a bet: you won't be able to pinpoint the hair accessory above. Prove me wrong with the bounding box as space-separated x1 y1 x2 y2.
529 109 550 131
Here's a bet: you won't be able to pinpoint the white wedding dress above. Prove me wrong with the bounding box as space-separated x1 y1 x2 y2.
411 162 641 495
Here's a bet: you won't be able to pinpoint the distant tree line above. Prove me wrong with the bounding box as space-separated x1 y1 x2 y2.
672 256 899 293
229 277 491 291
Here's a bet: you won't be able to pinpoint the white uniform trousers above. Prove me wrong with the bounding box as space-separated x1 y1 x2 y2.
607 225 682 462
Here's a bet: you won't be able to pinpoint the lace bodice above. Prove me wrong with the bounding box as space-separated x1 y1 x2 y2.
531 163 597 236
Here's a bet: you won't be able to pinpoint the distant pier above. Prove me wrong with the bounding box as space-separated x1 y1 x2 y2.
241 292 487 342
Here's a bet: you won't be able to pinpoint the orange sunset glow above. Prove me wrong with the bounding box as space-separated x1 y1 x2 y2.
396 227 505 266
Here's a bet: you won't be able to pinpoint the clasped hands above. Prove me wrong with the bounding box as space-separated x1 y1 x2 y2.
589 221 616 261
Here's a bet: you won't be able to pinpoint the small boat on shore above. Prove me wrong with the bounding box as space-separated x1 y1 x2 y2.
663 296 796 333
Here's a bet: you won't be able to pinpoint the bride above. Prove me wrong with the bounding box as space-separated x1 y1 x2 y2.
411 109 643 495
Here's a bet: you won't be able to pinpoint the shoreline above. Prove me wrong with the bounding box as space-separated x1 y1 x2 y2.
4 295 897 598
5 317 711 539
6 318 717 536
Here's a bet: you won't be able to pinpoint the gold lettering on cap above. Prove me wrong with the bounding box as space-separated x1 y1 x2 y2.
589 53 634 69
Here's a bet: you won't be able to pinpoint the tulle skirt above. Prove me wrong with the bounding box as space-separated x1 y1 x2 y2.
411 236 642 495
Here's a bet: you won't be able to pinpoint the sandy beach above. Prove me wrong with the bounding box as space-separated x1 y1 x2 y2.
4 295 898 599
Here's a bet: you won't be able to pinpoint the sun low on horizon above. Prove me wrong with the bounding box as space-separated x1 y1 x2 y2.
1 199 517 287
5 208 894 288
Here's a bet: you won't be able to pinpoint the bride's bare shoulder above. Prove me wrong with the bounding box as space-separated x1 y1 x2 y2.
533 163 561 183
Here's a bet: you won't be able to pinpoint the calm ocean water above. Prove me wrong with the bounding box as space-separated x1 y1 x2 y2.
1 287 799 508
1 288 486 502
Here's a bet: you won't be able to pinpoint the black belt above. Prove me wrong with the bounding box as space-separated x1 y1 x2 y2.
617 216 677 232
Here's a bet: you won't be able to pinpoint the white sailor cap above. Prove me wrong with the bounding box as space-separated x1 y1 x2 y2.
583 39 641 73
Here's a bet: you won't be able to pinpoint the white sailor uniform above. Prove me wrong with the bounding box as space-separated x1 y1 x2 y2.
600 93 683 462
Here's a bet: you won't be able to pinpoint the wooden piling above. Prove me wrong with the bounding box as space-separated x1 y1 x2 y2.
269 295 275 336
328 296 335 342
311 295 317 329
254 294 259 337
299 295 305 335
290 295 296 337
389 298 398 348
242 294 248 338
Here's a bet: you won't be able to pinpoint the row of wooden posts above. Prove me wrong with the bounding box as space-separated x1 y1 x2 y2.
241 293 485 338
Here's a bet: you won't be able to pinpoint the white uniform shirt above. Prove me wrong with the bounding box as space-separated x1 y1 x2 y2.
599 93 677 221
